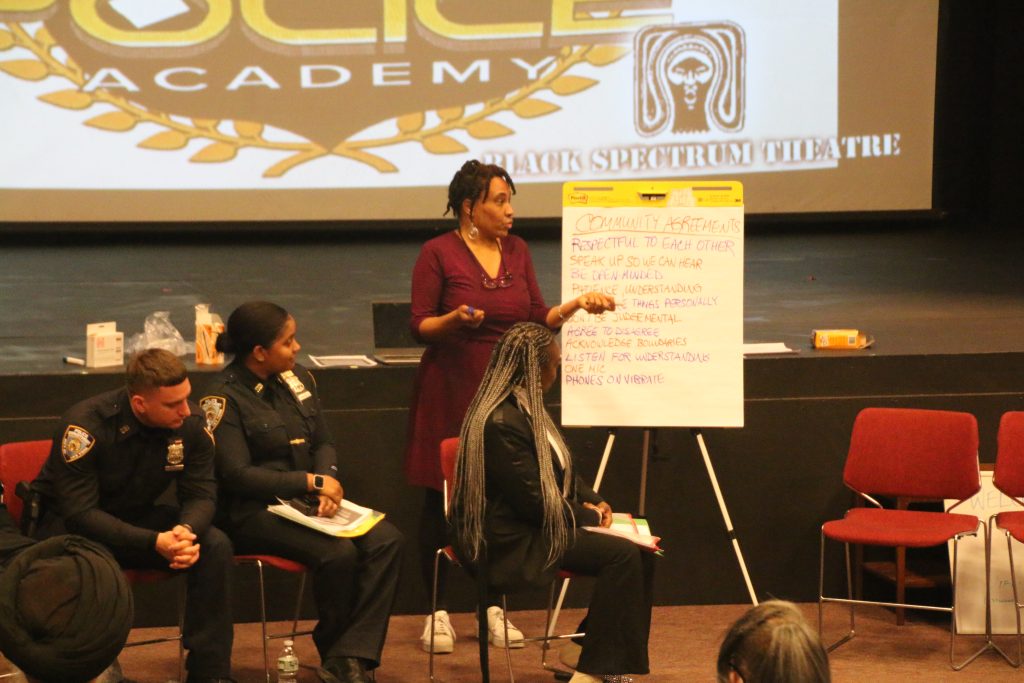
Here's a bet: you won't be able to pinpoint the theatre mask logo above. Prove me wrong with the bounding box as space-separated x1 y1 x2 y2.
0 1 677 177
634 22 745 136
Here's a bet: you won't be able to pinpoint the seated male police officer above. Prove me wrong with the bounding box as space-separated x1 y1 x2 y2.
31 349 235 683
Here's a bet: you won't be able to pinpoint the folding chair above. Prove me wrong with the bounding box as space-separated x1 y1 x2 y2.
428 438 583 683
0 440 51 534
233 554 313 683
0 439 185 681
817 407 987 670
987 411 1024 666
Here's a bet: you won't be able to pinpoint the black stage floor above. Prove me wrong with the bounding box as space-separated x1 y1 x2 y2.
2 225 1023 376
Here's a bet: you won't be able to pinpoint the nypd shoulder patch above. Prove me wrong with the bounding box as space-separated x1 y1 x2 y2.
200 395 227 431
61 424 95 463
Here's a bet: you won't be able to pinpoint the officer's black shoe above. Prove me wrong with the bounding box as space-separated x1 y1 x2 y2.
318 656 372 683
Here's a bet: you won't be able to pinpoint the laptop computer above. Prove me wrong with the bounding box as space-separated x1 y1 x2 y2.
371 301 426 365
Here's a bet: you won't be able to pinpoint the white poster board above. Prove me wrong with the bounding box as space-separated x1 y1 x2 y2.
560 181 744 428
947 471 1024 635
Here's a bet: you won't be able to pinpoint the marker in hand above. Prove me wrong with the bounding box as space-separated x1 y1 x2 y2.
461 304 484 329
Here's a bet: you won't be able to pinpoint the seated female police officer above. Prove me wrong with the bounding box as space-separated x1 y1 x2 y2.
200 301 403 683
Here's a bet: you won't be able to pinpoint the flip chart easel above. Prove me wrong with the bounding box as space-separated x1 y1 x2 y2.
548 182 756 640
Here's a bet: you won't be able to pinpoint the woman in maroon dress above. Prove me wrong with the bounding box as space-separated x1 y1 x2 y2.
406 159 615 654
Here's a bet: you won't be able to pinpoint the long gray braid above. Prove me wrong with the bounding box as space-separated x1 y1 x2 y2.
451 322 575 568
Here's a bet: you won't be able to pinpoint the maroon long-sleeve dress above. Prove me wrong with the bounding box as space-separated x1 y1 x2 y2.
404 230 550 491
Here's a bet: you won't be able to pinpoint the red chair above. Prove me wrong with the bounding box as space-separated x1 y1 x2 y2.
429 437 583 683
817 408 986 670
987 411 1024 666
233 554 313 683
0 439 184 679
0 440 51 530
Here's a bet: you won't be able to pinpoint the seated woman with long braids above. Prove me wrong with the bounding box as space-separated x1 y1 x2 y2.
450 322 655 683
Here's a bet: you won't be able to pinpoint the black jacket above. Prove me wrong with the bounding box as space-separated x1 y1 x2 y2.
31 388 217 551
200 362 338 528
453 396 604 592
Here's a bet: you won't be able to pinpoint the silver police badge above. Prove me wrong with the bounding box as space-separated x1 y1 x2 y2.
165 439 185 472
281 370 312 402
61 424 95 463
200 395 227 431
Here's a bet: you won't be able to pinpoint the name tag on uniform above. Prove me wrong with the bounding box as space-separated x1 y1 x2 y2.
280 370 312 402
165 439 185 471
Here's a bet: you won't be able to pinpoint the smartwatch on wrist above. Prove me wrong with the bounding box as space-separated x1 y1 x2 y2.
313 474 325 492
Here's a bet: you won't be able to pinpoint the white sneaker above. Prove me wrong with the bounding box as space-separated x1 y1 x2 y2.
421 610 455 654
484 606 525 648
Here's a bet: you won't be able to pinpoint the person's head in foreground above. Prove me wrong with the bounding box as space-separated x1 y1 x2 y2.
0 535 133 683
717 600 830 683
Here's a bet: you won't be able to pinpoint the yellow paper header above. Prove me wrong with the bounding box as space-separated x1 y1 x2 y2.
563 180 743 208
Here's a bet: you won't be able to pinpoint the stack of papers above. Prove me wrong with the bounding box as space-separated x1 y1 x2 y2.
583 513 662 553
308 354 378 368
269 498 385 537
742 342 797 355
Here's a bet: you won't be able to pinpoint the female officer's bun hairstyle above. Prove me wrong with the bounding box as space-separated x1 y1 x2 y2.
213 329 236 355
215 301 290 357
444 159 516 218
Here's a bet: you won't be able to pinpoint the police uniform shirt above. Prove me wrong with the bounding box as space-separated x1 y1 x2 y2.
201 362 339 525
32 388 217 551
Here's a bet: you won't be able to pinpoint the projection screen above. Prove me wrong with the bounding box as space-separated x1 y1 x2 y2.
0 0 938 222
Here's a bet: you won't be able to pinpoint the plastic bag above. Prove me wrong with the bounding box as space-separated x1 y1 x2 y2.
126 311 188 356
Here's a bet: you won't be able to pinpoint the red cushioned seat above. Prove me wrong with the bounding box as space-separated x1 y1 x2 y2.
987 412 1024 666
817 408 985 670
0 440 50 527
823 507 980 548
994 510 1024 544
234 553 306 573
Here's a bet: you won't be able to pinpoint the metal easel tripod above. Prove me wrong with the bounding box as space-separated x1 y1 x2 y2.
544 426 759 658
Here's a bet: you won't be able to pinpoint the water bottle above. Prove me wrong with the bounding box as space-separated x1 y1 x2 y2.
276 639 299 682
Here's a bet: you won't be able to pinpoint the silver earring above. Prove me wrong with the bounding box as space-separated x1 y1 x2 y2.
467 223 479 240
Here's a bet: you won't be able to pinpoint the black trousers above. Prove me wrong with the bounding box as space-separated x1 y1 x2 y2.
559 532 655 676
36 505 235 679
230 511 403 668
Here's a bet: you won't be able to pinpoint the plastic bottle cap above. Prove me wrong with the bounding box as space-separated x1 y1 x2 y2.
284 639 294 646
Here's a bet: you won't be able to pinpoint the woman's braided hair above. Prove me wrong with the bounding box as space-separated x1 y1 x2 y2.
451 322 574 568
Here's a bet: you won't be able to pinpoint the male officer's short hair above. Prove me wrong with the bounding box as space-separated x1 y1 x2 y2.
126 348 187 395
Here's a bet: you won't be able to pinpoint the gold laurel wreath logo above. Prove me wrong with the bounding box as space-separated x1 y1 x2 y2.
0 22 627 177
